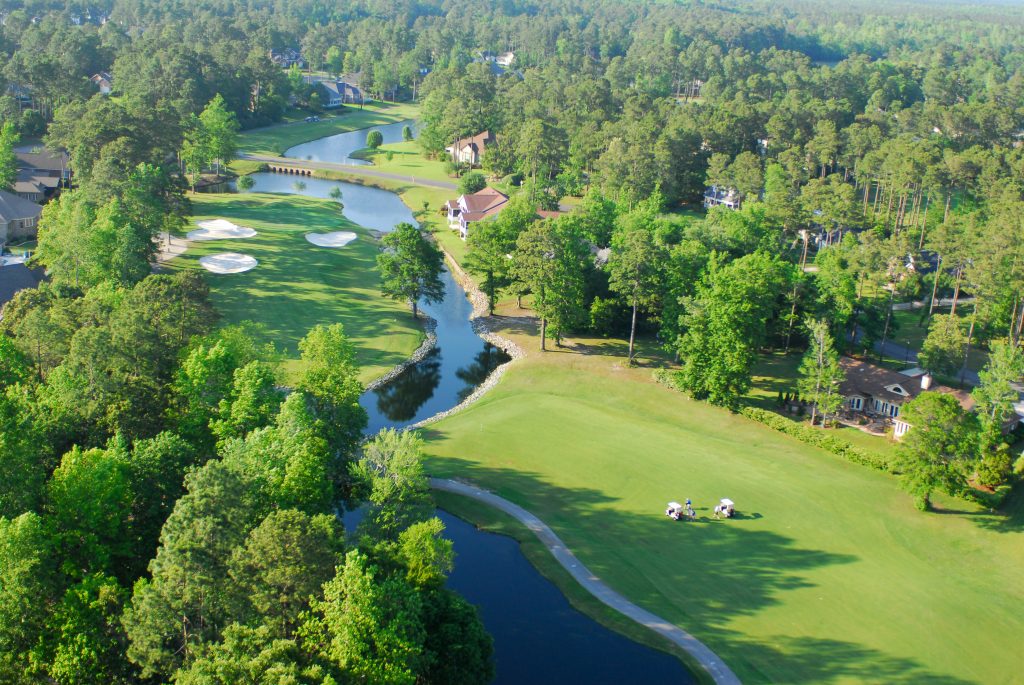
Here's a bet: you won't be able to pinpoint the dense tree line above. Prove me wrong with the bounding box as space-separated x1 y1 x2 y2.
2 2 1024 679
0 282 493 683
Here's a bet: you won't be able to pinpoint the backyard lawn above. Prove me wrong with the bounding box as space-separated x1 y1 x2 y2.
746 351 901 461
167 193 424 383
238 102 420 156
421 310 1024 684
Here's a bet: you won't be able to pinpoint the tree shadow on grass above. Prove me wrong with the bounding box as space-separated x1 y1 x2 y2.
421 453 975 684
727 635 976 685
940 484 1024 534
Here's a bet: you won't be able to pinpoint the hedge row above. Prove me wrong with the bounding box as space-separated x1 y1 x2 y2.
654 372 1015 509
739 407 896 473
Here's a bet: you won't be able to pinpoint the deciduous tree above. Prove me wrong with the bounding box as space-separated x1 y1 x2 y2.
377 223 445 319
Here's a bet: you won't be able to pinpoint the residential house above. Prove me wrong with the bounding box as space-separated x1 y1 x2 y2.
317 80 365 108
837 357 972 439
90 72 113 94
703 185 741 210
0 259 44 315
445 131 496 166
270 48 305 69
16 149 71 184
0 190 43 248
445 187 509 239
13 168 58 202
496 51 515 67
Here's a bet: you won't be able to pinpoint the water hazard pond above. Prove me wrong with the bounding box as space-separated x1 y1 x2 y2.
239 171 696 684
284 118 416 165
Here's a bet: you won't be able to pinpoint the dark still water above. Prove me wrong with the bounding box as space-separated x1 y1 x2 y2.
360 267 510 433
341 508 696 685
441 510 695 685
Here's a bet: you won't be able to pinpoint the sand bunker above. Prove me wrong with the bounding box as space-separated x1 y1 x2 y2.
199 253 258 274
188 219 257 241
306 231 358 248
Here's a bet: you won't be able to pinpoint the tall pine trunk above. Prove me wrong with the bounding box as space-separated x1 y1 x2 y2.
628 298 638 365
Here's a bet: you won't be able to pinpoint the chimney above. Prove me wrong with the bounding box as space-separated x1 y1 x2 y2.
921 373 933 390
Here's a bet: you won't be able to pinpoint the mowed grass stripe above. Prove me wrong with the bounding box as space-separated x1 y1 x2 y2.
168 193 423 384
422 329 1024 684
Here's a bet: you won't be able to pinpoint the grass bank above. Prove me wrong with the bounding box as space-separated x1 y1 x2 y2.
420 305 1024 684
168 193 424 384
349 140 453 184
238 102 420 157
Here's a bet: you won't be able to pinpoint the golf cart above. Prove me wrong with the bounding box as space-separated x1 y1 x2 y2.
665 502 685 520
715 498 735 518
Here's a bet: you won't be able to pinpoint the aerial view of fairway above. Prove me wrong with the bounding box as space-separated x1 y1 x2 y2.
168 192 423 383
421 316 1024 685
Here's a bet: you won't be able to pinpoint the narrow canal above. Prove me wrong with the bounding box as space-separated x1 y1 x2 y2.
240 169 696 684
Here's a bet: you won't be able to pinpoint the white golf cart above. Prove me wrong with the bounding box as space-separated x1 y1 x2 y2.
665 502 685 520
714 498 735 519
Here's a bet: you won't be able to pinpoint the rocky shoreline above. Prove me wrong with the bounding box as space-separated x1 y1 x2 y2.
410 247 526 428
364 316 438 391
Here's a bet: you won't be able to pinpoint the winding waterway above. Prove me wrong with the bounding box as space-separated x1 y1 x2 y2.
284 118 417 165
240 165 695 684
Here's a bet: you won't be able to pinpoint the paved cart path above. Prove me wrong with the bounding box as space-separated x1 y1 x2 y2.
430 477 742 685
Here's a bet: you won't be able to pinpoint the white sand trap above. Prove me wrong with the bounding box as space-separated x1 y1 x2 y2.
188 219 257 241
199 253 258 274
306 231 358 248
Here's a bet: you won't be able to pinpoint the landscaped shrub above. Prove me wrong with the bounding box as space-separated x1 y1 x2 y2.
458 171 487 195
739 407 895 473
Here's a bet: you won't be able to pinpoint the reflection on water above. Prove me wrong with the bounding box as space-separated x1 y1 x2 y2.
441 510 696 685
372 347 443 422
359 268 512 434
455 343 509 402
368 342 511 424
284 118 418 165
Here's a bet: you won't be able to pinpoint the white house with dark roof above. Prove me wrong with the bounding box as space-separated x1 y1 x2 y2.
445 131 496 166
703 185 741 210
90 72 113 94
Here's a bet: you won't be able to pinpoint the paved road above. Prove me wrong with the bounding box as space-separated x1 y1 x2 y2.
857 332 981 386
238 152 457 190
430 477 742 685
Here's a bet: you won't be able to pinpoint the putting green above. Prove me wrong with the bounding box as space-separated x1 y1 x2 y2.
422 316 1024 684
168 193 424 384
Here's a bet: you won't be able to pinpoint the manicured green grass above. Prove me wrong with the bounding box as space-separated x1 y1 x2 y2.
167 193 424 384
349 141 453 184
238 102 420 156
420 315 1024 684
